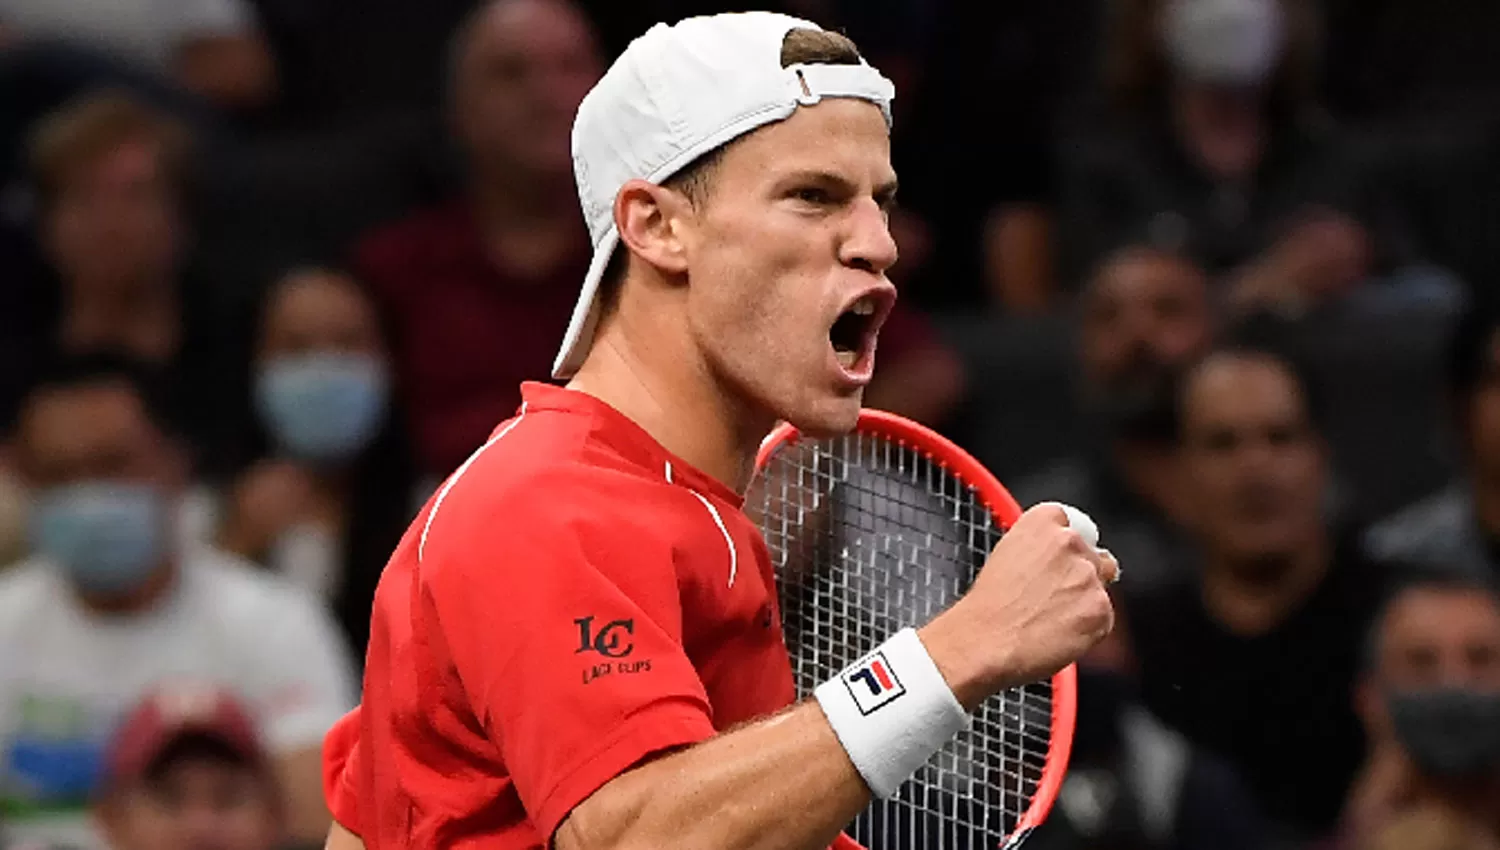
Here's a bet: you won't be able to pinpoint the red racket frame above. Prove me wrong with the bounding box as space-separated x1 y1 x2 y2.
755 408 1077 844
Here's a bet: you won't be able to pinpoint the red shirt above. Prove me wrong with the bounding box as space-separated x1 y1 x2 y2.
353 202 587 477
324 382 818 848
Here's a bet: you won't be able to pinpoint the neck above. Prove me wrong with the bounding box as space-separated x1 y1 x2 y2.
470 163 575 228
568 309 773 496
1201 530 1331 636
73 557 177 617
470 171 585 280
1172 87 1265 182
64 278 179 361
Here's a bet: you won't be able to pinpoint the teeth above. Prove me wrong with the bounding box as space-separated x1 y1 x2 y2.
852 298 876 316
836 350 858 369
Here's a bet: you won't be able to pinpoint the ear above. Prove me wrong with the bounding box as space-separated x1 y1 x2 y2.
615 178 691 279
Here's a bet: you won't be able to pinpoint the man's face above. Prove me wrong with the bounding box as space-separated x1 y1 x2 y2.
258 271 386 362
1177 354 1326 570
1079 250 1211 428
103 756 279 850
17 382 172 491
1377 588 1500 694
675 98 899 435
44 139 180 291
1360 587 1500 750
454 0 601 179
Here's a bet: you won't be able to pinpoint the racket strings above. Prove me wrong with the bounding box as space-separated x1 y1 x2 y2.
753 433 1052 850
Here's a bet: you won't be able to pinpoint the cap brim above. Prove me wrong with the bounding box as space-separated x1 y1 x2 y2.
552 225 621 380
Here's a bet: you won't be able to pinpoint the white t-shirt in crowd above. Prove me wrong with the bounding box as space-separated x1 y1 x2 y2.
0 545 357 850
0 0 255 72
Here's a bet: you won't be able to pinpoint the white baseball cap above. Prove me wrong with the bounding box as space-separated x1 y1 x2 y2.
551 11 897 380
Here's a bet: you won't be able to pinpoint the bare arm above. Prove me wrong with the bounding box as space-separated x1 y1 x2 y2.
324 821 365 850
557 701 869 850
557 504 1115 850
277 745 335 845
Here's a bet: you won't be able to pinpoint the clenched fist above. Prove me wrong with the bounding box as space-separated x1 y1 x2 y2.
919 503 1117 710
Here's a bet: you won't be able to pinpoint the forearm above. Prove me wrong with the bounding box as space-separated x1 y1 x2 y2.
324 821 364 850
556 701 869 850
559 617 1000 850
277 745 335 844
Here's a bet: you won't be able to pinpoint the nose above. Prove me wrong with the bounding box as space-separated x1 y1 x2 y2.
839 198 899 277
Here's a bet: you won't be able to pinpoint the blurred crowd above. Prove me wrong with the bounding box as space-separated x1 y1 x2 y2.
1 0 1500 849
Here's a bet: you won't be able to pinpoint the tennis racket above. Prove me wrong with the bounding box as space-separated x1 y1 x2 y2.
749 409 1076 850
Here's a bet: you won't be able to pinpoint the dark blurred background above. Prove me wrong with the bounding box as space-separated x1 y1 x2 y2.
3 1 1500 849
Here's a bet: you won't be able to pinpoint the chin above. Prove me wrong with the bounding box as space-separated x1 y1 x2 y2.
781 392 863 438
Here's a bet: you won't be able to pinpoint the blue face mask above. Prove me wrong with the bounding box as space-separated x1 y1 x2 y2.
30 482 167 595
255 353 389 464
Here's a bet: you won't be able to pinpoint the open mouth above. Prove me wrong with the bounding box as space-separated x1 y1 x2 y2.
830 295 881 371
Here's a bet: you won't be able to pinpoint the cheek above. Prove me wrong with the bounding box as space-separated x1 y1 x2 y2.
1159 324 1207 362
1280 451 1324 497
692 219 814 346
47 209 88 253
124 808 176 845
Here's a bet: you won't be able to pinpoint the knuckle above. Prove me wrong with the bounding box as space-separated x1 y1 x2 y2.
1025 503 1068 528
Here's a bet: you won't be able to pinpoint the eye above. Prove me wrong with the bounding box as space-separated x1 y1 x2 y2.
791 186 832 206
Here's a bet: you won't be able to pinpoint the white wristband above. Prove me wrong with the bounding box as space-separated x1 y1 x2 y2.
814 627 971 799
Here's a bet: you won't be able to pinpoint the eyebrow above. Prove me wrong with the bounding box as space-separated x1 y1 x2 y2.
783 170 900 206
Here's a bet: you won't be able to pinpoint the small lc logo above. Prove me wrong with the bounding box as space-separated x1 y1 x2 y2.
843 651 905 715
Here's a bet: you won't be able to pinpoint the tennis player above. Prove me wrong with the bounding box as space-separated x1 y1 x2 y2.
323 11 1117 850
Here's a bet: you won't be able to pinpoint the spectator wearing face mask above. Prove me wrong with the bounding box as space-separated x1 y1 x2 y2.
1017 245 1213 592
94 683 281 850
1336 574 1500 850
1056 0 1422 317
0 353 356 850
213 268 420 658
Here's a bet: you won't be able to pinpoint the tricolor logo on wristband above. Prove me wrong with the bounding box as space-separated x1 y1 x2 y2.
843 651 907 714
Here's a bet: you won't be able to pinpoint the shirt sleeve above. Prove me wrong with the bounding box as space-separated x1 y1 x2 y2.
322 708 364 836
250 589 360 752
420 479 718 841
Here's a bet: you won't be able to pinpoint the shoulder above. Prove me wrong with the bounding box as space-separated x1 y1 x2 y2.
416 411 696 577
1364 486 1472 559
0 557 57 620
185 546 336 627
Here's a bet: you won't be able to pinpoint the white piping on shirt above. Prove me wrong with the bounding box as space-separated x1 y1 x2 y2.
419 403 528 562
664 460 738 588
